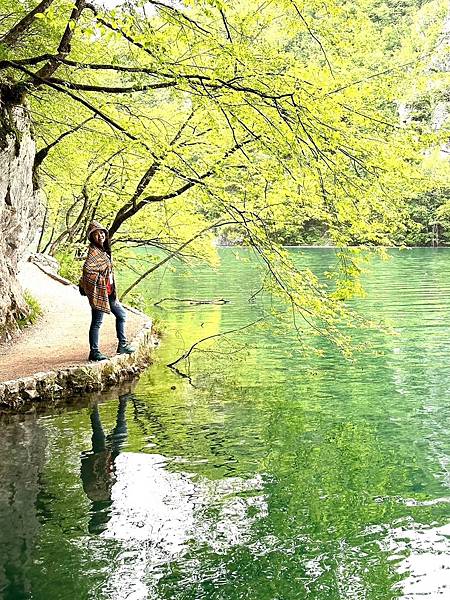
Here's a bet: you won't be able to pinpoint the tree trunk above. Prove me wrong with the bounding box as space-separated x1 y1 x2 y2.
0 86 42 342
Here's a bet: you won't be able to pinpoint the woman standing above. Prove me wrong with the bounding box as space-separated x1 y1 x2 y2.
81 221 134 361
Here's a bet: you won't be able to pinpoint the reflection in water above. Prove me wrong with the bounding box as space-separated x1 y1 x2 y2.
99 452 198 600
80 395 128 534
78 396 269 599
0 417 47 599
7 249 450 598
98 460 268 599
395 523 450 597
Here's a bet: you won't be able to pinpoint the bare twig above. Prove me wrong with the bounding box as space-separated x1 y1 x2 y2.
167 318 263 370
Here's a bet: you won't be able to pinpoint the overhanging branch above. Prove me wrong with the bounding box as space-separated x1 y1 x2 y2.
167 318 263 372
45 77 178 93
109 136 257 237
120 220 235 300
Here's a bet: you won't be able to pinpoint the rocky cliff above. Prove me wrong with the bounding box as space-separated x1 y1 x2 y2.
0 89 41 341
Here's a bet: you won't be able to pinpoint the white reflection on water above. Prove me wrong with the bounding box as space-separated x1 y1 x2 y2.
369 516 450 599
99 453 196 600
394 523 450 599
106 453 197 545
98 453 267 599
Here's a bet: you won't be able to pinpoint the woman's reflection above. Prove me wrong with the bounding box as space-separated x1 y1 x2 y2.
80 394 129 534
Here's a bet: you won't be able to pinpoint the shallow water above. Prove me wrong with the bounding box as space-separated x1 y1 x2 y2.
2 248 450 599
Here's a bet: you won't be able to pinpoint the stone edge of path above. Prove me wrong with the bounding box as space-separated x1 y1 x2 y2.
0 314 159 411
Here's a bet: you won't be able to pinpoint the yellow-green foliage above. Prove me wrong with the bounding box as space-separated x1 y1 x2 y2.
55 248 84 284
1 0 448 353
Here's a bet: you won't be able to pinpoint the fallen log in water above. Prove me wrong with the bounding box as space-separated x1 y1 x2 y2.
154 297 230 307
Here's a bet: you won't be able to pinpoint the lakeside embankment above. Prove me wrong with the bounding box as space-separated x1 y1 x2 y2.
0 256 157 410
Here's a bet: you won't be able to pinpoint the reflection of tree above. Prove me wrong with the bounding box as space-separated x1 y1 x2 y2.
130 396 166 442
80 395 129 534
0 417 47 599
152 413 412 600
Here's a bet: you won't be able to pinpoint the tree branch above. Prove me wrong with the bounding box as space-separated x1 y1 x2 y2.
1 54 297 101
167 318 263 370
34 0 95 81
220 9 233 43
145 0 212 35
45 77 178 93
4 61 152 144
47 183 90 254
109 137 256 237
34 116 94 170
120 220 234 300
289 1 334 77
1 0 56 47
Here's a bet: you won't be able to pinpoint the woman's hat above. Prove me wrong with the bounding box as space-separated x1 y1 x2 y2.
87 220 108 241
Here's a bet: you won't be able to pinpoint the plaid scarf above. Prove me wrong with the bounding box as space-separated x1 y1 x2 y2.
82 245 114 313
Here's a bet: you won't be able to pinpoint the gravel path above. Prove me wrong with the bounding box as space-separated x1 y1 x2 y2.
0 262 148 382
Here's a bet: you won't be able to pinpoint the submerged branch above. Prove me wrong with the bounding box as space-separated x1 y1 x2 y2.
154 297 230 307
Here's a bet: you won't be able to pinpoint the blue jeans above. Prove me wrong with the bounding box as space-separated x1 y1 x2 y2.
89 296 127 351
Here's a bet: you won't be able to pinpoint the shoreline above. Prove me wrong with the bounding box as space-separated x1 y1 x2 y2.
0 258 158 411
215 244 450 250
0 314 158 411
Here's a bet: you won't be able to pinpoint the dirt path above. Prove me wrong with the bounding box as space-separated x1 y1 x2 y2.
0 262 148 382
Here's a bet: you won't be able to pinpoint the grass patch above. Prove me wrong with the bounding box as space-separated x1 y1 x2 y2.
150 316 164 337
17 291 42 329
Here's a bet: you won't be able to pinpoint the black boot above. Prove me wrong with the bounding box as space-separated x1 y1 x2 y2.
89 349 109 361
117 342 135 355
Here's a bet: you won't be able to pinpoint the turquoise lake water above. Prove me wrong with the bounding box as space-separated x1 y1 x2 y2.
2 248 450 599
